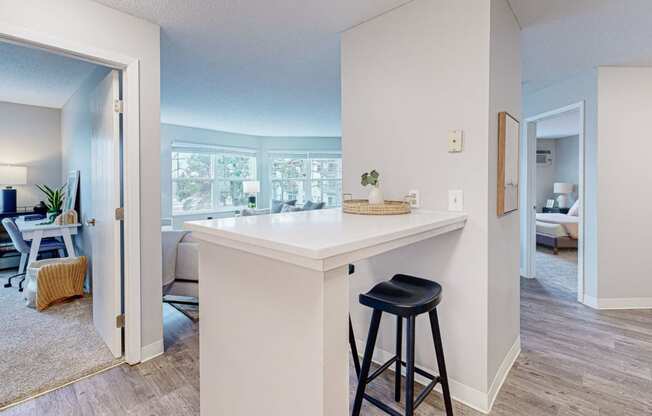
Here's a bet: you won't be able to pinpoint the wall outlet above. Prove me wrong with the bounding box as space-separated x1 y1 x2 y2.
448 129 463 153
407 190 420 208
448 190 463 211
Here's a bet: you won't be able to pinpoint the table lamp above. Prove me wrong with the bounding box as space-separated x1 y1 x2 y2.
553 182 574 209
0 165 28 213
243 180 260 208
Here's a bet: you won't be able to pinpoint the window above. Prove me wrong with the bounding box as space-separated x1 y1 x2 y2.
172 144 257 214
269 152 342 207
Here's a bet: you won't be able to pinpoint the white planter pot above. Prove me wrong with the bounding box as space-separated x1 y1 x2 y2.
368 186 384 205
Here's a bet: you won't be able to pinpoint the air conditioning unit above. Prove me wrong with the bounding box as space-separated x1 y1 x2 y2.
536 150 552 165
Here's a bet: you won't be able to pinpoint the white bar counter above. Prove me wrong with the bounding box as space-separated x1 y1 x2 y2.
185 208 467 416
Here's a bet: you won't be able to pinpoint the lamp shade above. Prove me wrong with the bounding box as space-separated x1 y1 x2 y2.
0 165 27 186
243 180 260 193
553 182 574 194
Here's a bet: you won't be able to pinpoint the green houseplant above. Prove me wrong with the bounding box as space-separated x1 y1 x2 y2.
361 170 383 204
36 184 66 218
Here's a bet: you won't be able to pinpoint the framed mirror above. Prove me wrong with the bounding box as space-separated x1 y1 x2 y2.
497 112 520 216
64 170 80 213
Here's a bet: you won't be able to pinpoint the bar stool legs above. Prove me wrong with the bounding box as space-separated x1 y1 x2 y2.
352 310 382 416
348 264 362 378
429 309 454 415
394 316 402 402
350 316 361 377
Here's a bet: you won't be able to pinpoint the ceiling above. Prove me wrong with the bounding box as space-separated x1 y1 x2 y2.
0 41 100 109
509 0 652 93
5 1 652 135
536 108 580 139
90 0 411 137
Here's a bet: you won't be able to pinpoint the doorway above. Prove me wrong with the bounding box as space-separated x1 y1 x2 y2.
0 27 143 366
0 37 138 409
521 102 585 302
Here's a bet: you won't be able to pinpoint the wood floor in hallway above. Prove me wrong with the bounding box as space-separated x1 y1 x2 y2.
3 272 652 415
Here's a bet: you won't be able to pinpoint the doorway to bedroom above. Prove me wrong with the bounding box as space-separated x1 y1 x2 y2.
522 102 585 302
0 39 129 409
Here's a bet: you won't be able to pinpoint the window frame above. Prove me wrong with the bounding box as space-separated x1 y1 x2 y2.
171 142 258 215
268 151 342 207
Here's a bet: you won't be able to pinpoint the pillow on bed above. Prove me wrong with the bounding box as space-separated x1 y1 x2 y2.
568 200 580 216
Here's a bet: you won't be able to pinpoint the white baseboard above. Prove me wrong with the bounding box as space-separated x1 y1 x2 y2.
487 335 521 412
356 339 496 414
140 339 164 362
584 295 652 310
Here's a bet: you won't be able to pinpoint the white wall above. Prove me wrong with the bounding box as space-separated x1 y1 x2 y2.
160 123 341 221
0 101 61 208
535 135 579 212
535 140 556 211
1 0 163 355
342 0 520 411
555 136 579 188
61 67 111 265
522 70 598 298
487 0 521 394
596 66 652 303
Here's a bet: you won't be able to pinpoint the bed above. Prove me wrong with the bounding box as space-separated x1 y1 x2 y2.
535 201 579 254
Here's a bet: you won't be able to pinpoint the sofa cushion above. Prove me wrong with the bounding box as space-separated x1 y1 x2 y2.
271 199 297 213
303 201 325 210
240 208 256 216
281 204 303 213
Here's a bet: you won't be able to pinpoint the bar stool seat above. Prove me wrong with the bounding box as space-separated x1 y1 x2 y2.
360 274 442 317
352 274 453 416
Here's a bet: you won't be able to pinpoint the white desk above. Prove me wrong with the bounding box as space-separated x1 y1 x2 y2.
15 217 81 266
185 208 467 416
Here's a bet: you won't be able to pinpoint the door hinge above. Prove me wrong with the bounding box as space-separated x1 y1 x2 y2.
115 207 124 221
114 99 124 114
116 314 125 328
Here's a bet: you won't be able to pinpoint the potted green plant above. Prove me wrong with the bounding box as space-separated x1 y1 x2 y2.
361 170 383 204
36 184 66 219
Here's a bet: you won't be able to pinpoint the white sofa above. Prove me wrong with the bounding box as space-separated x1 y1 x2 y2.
162 227 198 299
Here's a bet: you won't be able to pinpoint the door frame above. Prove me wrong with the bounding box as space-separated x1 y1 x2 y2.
522 101 586 303
0 27 142 363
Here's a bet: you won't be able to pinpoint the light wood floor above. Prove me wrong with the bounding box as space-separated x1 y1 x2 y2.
3 272 652 415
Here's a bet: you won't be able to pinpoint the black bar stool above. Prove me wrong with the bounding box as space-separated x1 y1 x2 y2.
351 274 453 416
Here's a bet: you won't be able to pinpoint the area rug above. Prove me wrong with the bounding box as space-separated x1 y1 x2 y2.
164 295 199 321
0 269 122 409
535 247 578 294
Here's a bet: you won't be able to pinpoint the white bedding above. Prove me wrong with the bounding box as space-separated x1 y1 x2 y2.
535 213 579 239
536 221 568 238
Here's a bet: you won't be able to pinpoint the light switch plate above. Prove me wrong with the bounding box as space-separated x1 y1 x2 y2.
448 130 463 153
448 190 463 211
407 189 420 208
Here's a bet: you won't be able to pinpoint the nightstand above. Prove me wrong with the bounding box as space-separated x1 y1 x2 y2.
542 207 570 214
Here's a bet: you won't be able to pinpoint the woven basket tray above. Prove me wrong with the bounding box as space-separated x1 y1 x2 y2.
342 199 411 215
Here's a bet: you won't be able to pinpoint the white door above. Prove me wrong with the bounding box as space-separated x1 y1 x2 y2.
89 70 123 358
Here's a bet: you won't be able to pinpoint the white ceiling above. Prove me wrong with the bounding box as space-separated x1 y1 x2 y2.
536 108 580 139
0 41 100 109
6 1 651 134
91 0 411 137
509 0 652 93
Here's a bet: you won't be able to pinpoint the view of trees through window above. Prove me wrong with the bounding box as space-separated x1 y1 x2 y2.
270 155 342 207
171 148 341 214
172 150 256 213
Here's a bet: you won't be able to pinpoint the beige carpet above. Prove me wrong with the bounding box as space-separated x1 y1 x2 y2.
535 246 578 294
0 269 121 409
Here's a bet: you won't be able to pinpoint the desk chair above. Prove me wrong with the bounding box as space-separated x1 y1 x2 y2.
1 218 66 291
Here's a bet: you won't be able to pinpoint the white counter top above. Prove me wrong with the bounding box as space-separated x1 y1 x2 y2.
185 208 467 271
